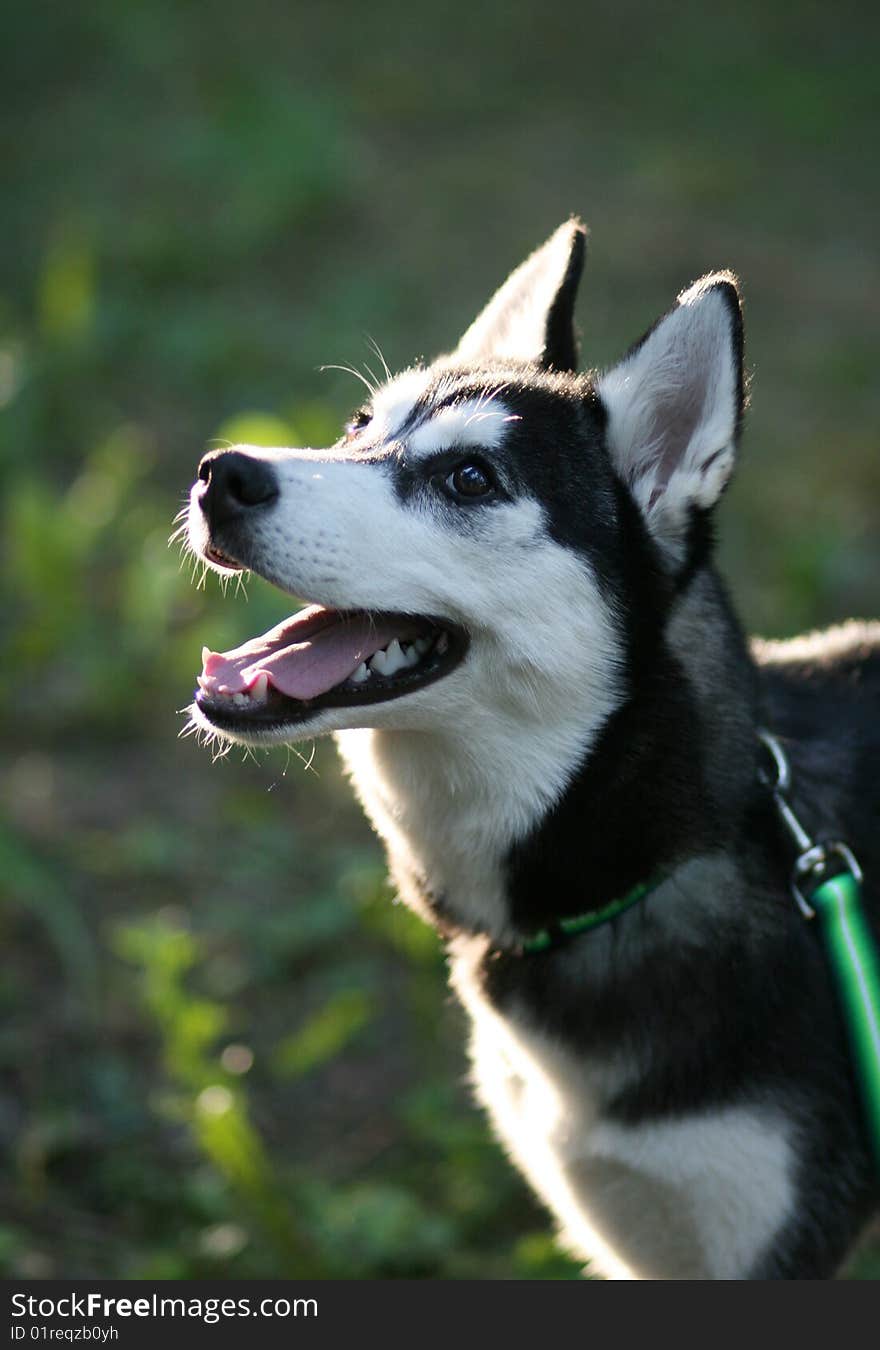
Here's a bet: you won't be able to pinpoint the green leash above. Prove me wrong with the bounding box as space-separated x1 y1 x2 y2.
810 872 880 1163
759 730 880 1168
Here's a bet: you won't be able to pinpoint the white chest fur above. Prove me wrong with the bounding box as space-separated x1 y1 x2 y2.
335 730 796 1280
336 723 577 941
452 939 795 1280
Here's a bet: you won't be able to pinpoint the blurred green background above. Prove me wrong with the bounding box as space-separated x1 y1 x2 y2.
1 0 878 1279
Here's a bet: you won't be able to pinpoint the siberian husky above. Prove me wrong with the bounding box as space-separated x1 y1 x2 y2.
184 221 880 1278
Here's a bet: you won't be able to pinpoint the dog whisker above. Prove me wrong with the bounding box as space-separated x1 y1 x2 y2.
319 363 377 398
364 334 392 383
362 361 381 392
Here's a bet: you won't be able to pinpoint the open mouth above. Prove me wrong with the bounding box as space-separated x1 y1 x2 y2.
195 603 468 734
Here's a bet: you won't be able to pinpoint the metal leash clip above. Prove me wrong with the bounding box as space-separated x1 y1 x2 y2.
757 729 864 919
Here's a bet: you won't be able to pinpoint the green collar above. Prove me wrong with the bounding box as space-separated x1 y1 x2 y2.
520 873 667 955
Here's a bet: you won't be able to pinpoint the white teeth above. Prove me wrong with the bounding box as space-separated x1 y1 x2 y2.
250 673 269 702
350 662 370 684
381 639 408 676
367 634 441 678
369 641 407 676
232 692 249 706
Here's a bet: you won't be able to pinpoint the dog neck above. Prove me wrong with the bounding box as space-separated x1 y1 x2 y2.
337 565 759 947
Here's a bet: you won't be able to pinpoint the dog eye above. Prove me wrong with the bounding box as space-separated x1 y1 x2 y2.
446 461 496 501
345 409 372 438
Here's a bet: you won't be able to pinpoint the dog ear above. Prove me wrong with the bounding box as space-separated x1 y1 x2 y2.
597 274 744 559
452 219 587 371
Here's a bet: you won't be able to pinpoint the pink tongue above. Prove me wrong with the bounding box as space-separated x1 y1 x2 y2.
199 605 412 700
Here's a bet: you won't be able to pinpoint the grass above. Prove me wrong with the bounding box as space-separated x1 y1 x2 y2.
1 0 878 1278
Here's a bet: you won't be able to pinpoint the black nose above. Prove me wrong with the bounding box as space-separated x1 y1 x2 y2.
198 450 279 527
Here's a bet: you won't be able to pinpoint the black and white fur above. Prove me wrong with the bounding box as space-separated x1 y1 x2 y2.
185 220 880 1278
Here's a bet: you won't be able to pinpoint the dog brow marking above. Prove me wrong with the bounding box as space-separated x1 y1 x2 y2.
368 369 502 446
408 397 513 456
369 367 436 441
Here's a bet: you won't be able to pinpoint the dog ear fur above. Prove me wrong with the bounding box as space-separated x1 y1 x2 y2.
452 219 587 372
597 274 745 560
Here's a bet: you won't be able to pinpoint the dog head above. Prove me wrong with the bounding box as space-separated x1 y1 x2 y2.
184 220 744 754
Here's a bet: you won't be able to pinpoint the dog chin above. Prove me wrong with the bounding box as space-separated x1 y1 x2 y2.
187 670 465 748
187 698 344 747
